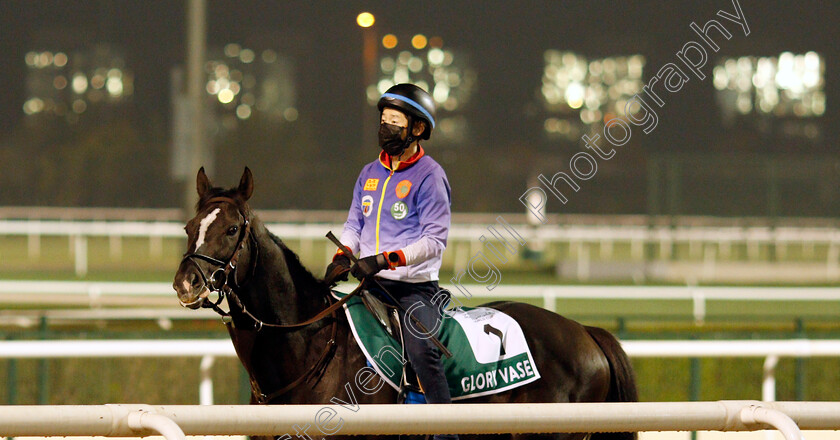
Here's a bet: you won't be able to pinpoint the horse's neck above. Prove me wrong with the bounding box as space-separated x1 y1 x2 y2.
226 219 338 399
247 220 328 324
230 220 365 403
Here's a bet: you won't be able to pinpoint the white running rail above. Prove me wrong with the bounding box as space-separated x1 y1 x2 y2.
0 401 830 440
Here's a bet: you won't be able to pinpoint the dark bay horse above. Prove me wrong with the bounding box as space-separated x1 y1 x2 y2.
173 167 638 440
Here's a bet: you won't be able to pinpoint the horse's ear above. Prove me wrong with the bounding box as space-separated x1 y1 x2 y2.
238 167 254 201
197 167 212 198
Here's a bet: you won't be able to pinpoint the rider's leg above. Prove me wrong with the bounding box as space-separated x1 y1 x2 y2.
377 279 458 440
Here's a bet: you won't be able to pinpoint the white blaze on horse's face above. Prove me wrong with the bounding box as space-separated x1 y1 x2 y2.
194 207 221 252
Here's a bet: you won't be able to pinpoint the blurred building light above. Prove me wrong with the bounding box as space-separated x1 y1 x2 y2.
23 98 44 115
377 78 394 94
539 50 644 138
25 52 38 67
382 34 398 49
356 12 375 28
218 88 235 104
429 36 444 48
381 56 395 73
428 48 444 66
106 77 123 97
72 73 88 94
433 83 449 103
224 44 241 58
206 80 219 95
53 76 67 90
23 43 133 122
628 55 644 79
441 50 454 66
442 96 458 111
283 107 299 121
397 51 411 64
736 94 752 114
201 43 297 127
407 56 423 73
239 49 255 64
812 92 826 116
236 104 251 119
91 73 105 90
565 82 585 109
38 52 53 67
714 51 825 121
581 109 601 125
72 99 86 113
411 34 428 50
215 63 230 78
365 85 380 102
54 52 68 67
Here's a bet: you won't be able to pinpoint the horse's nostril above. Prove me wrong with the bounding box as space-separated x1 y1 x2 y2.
190 273 201 288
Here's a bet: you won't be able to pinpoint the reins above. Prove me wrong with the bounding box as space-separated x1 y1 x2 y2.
226 281 364 331
184 196 364 331
181 196 365 401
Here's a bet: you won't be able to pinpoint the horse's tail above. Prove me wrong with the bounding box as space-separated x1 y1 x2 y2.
585 325 638 440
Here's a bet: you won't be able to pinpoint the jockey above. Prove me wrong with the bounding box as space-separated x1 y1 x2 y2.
326 83 456 440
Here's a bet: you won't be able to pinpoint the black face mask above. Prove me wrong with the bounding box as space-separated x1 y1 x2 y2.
378 123 410 156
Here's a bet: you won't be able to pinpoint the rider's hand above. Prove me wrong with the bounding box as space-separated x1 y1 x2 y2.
324 253 351 285
350 252 391 280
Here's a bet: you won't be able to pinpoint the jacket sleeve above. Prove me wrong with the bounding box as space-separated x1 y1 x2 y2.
400 168 451 265
339 171 366 255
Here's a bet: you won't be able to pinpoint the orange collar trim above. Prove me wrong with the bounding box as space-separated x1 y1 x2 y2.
378 146 425 171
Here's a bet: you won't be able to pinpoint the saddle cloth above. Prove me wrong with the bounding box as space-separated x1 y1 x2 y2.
331 290 541 400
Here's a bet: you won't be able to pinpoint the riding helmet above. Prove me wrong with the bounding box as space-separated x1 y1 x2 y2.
377 83 436 140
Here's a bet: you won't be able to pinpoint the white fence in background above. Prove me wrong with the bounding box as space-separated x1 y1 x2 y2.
2 281 838 323
4 401 838 440
2 338 839 406
2 219 840 278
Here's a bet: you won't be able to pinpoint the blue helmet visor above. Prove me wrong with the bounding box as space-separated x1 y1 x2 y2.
381 93 436 129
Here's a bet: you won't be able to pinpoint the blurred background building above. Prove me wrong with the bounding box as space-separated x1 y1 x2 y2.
23 43 133 125
0 0 836 219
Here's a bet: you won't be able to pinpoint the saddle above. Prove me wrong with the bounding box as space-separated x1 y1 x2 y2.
359 289 424 402
334 288 540 400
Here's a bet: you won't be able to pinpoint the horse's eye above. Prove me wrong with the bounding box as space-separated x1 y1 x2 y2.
227 226 239 236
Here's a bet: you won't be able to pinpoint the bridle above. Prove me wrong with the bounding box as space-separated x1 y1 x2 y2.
178 196 364 402
180 196 361 330
179 196 256 316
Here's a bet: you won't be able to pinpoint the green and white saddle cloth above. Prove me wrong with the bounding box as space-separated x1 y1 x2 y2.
332 291 541 400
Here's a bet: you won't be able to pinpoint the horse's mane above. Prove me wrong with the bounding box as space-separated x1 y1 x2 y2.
198 185 330 297
266 230 330 296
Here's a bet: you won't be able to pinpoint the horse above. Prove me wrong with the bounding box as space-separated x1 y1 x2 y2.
173 167 638 440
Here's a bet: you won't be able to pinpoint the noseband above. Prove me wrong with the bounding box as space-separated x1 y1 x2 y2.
180 196 255 315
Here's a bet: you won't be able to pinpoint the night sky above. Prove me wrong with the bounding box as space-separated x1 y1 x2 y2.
0 1 836 145
0 1 837 212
